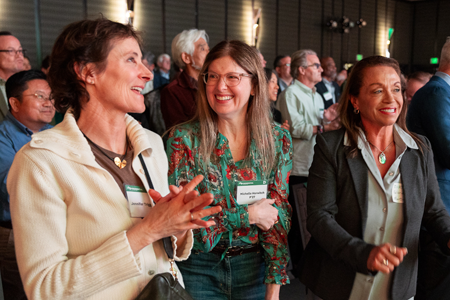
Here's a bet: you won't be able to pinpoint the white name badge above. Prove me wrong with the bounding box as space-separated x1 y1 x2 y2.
392 182 404 203
125 185 152 218
323 91 332 101
236 180 268 205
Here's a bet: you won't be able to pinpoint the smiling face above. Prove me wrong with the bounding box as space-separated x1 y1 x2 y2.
11 79 55 132
268 72 279 102
206 56 253 121
351 66 403 132
91 37 152 114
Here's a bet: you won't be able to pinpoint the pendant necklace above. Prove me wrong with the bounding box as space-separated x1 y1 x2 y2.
367 140 394 165
83 133 128 169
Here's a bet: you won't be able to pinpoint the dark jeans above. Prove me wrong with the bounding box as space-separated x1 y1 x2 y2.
0 227 27 299
287 175 308 277
177 240 265 300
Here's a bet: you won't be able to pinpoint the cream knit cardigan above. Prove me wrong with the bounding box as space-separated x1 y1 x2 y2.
7 112 193 300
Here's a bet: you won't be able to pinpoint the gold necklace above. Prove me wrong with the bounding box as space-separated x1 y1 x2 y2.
367 140 394 165
83 133 128 169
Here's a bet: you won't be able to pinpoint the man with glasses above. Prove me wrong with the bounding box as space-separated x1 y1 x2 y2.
315 56 341 109
277 49 339 278
274 55 293 93
0 70 54 299
0 32 26 123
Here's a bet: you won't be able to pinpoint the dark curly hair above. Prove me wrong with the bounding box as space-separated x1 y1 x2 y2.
48 17 141 120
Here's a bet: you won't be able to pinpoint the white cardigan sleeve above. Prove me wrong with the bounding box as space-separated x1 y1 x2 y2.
8 150 142 300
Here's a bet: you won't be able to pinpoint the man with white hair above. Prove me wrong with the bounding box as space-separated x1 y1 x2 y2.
153 53 171 90
0 32 25 123
407 37 450 300
277 49 339 276
161 29 209 129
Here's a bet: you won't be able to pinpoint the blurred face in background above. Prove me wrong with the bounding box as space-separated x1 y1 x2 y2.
0 35 25 79
321 57 337 81
276 56 291 81
158 56 171 73
268 73 279 102
406 78 426 104
23 57 31 70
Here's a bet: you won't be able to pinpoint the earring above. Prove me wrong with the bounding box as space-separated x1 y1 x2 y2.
354 108 360 114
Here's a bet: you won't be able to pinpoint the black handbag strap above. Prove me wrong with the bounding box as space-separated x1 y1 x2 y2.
138 153 174 260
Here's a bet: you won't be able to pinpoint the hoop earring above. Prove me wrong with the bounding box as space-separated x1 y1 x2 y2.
354 108 360 114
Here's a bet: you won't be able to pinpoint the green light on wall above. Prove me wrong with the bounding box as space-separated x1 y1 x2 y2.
430 57 439 64
388 28 394 40
356 54 363 61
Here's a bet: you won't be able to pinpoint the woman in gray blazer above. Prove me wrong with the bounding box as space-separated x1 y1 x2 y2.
300 56 450 300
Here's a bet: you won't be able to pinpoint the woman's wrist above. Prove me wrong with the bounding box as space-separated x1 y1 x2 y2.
265 283 280 300
247 204 256 225
126 222 159 255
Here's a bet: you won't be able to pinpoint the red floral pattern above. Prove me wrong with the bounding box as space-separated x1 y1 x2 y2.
167 122 293 285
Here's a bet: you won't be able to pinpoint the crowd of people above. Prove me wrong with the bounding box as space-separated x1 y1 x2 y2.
0 16 450 300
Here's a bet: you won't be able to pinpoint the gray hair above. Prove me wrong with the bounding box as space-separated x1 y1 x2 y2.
157 53 170 63
142 51 155 64
440 37 450 67
290 49 317 79
171 29 208 69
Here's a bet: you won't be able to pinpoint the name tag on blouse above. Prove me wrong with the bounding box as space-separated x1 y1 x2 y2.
392 183 404 203
236 180 268 205
125 185 152 217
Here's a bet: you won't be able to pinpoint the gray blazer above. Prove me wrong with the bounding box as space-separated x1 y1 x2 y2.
299 128 450 300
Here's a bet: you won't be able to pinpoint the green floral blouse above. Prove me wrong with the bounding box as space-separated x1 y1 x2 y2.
166 121 293 285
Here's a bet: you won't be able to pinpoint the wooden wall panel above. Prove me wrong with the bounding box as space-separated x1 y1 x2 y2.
278 0 299 59
134 0 164 55
198 0 226 49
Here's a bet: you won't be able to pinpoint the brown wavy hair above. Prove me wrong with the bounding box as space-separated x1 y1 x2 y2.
48 17 141 120
195 40 274 176
338 56 423 157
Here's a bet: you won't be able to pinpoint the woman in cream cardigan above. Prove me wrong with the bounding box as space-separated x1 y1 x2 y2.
6 18 220 299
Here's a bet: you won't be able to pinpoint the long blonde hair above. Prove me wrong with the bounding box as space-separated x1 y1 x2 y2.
195 40 275 175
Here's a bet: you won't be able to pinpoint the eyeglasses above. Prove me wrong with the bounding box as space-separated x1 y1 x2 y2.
202 72 252 87
0 49 26 56
282 63 290 67
305 63 321 70
21 93 54 103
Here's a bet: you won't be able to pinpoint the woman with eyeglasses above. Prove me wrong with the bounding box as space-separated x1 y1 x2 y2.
166 40 293 300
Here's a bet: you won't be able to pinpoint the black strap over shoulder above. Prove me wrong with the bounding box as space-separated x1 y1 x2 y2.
138 153 174 260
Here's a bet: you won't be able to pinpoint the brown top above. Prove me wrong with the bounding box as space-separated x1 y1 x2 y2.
160 70 198 129
86 138 143 197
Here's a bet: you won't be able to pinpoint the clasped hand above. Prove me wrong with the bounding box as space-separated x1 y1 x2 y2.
367 243 408 274
127 175 221 254
248 198 279 231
